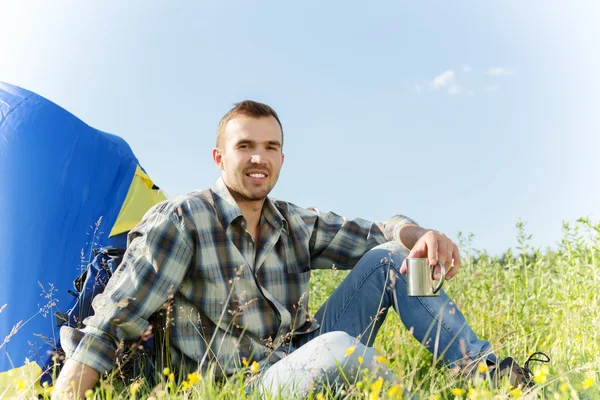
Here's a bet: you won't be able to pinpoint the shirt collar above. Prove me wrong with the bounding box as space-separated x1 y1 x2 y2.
211 177 288 233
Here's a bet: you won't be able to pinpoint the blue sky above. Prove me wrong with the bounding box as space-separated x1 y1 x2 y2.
1 1 598 255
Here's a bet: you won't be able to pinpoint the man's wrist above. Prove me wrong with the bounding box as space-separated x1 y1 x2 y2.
397 224 427 250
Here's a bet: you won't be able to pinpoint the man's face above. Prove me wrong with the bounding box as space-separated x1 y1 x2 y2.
213 116 284 202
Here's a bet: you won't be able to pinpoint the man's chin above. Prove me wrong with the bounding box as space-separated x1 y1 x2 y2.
245 191 270 201
236 186 272 202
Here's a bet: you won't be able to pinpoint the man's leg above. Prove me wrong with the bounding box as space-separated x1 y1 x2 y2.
296 241 496 368
257 331 403 399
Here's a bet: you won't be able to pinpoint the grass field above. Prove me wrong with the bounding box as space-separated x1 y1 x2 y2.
11 219 600 399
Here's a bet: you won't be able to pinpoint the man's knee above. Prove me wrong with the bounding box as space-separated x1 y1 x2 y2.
317 331 355 347
365 242 408 269
309 331 358 360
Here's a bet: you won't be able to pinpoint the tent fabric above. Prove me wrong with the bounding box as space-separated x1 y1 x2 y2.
110 165 167 236
0 82 166 391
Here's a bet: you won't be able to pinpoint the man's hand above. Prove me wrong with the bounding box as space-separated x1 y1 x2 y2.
399 226 461 280
52 359 99 399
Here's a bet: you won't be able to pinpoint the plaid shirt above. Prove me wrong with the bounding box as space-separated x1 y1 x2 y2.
61 178 417 376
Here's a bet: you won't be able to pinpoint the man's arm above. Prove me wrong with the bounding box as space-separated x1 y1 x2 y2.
305 208 461 279
54 201 194 398
52 360 99 399
305 208 417 270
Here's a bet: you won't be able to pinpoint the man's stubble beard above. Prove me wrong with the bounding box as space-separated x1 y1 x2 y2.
230 173 278 202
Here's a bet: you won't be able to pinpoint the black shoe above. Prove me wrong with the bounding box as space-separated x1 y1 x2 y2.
492 352 550 390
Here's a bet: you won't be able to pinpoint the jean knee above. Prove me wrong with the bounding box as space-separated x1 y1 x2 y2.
315 331 358 358
317 331 356 348
366 242 408 270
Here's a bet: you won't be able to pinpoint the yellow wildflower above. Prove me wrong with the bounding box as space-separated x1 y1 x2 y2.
168 373 175 382
188 372 201 385
370 377 383 392
559 383 568 392
345 345 356 356
250 361 260 374
163 367 170 376
582 376 595 389
369 377 384 400
450 387 466 395
358 356 364 364
374 355 387 364
533 365 549 383
181 381 190 390
130 382 140 394
242 358 249 367
509 388 522 398
315 393 325 400
477 362 488 373
387 384 403 398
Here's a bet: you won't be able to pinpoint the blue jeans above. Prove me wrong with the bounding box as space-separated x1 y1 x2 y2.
258 242 496 398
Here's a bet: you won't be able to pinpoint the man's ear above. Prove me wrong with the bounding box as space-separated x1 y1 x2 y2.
212 148 225 170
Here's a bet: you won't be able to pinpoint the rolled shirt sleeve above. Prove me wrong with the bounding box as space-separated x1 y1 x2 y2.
307 208 418 271
60 201 194 374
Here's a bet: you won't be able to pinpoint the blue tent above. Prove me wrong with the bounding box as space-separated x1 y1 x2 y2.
0 82 166 394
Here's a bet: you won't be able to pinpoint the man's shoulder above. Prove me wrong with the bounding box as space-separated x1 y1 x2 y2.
270 198 319 222
148 188 216 216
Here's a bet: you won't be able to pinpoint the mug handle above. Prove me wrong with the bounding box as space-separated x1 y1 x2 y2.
431 262 446 294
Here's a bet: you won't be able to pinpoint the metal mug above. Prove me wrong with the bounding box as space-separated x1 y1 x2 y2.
406 258 446 297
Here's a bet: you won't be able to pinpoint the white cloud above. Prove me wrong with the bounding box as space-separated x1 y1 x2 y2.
432 70 456 88
415 84 421 94
431 70 463 95
488 67 516 77
463 65 472 72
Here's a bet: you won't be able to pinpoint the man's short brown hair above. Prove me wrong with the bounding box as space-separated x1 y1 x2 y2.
216 100 284 148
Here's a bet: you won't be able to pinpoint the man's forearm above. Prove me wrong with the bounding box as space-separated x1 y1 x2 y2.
53 359 100 399
398 224 429 250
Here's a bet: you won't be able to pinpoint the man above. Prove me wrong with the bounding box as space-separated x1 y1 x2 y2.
54 101 544 398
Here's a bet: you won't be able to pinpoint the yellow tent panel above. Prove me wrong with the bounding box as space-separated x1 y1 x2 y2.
110 165 167 237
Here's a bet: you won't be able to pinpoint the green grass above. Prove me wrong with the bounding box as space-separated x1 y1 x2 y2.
30 218 600 398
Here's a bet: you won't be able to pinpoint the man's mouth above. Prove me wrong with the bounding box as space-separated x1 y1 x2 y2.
245 170 269 181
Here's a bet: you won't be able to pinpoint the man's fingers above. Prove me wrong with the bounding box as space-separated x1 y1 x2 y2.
446 244 462 280
426 232 438 266
402 234 428 274
433 233 452 268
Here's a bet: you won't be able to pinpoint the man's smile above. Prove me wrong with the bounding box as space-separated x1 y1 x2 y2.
245 169 269 182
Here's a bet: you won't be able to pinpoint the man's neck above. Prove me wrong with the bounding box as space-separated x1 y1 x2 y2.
226 186 265 243
237 198 265 234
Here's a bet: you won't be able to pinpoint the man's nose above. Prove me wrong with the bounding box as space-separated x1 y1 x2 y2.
250 154 265 164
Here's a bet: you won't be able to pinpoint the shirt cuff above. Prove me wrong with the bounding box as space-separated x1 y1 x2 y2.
385 215 419 251
60 326 116 375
